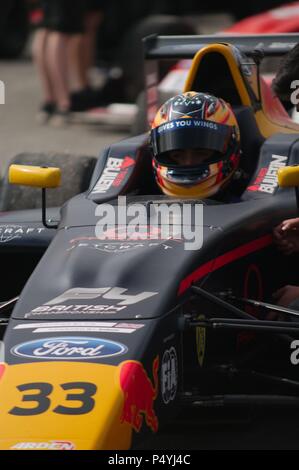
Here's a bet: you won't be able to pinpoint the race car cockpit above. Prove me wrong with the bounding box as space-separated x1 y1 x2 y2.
3 35 299 213
88 36 299 204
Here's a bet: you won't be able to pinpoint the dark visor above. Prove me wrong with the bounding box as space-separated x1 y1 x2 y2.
151 118 232 158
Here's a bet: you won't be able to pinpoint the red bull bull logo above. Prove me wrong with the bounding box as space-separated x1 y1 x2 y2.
119 356 159 433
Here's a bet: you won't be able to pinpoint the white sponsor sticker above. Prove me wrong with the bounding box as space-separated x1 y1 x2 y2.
14 322 145 334
15 322 116 329
0 225 45 243
11 441 75 450
45 287 157 306
259 154 288 194
25 288 158 317
32 327 136 333
91 157 135 194
12 337 128 360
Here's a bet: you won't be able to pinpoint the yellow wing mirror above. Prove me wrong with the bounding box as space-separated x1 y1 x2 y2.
9 165 61 188
9 164 62 229
278 166 299 188
278 166 299 212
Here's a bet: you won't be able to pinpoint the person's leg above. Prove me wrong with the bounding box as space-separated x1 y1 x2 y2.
32 28 56 122
46 31 71 112
42 0 86 123
81 10 103 82
69 10 102 92
68 34 86 92
67 5 103 111
32 29 53 103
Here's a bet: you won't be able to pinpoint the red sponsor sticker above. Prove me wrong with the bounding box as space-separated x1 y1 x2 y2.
247 155 287 194
247 168 268 191
112 157 135 188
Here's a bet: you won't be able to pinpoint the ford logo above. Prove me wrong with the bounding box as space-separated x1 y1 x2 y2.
11 337 128 360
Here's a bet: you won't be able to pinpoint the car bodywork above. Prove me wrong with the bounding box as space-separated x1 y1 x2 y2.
2 34 299 450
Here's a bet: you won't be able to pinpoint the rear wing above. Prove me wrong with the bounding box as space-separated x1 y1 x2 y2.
143 33 299 128
144 33 299 59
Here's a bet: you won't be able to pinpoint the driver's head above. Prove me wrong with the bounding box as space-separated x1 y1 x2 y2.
150 92 241 198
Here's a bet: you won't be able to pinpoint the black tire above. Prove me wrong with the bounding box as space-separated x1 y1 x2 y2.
0 152 97 211
0 0 29 59
118 15 196 103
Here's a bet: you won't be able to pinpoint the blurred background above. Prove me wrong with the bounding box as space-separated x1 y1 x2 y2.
3 1 299 449
0 0 289 168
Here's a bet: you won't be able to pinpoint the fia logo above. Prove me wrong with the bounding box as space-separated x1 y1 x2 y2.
161 347 178 404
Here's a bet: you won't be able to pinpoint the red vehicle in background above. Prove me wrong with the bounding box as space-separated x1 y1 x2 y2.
141 2 299 135
226 1 299 33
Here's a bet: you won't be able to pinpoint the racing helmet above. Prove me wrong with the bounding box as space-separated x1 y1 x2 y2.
150 91 241 198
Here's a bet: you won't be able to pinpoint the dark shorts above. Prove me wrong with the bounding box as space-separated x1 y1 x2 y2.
41 0 86 34
85 0 106 12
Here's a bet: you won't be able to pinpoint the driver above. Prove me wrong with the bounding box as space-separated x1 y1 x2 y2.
150 91 241 199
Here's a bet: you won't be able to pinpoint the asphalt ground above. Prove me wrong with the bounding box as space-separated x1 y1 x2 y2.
0 59 129 175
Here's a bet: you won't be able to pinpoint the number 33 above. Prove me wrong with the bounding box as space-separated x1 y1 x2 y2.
9 382 97 416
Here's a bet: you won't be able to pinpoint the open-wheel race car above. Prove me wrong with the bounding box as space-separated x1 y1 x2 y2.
2 34 299 450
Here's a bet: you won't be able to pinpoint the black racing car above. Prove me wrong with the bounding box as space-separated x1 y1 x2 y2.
1 34 299 450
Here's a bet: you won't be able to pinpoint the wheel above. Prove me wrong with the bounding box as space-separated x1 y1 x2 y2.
0 0 29 59
0 152 97 211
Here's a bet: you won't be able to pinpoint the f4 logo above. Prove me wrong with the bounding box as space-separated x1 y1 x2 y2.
45 287 158 306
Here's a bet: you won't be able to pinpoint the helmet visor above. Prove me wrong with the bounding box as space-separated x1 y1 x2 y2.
151 119 232 159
